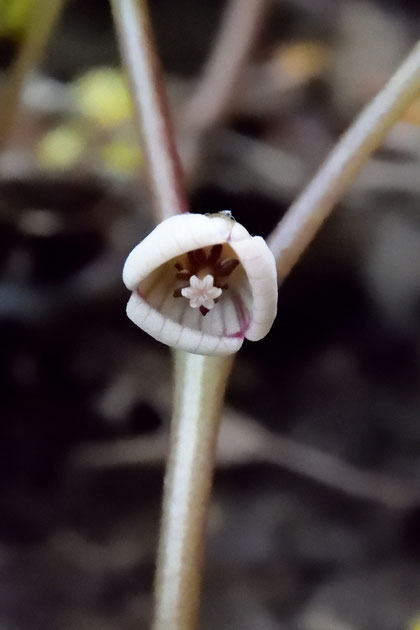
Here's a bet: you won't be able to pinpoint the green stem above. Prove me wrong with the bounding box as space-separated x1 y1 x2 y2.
110 0 188 221
0 0 65 151
267 38 420 280
152 351 234 630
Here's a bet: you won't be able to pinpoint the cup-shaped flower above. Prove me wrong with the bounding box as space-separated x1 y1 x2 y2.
123 212 277 355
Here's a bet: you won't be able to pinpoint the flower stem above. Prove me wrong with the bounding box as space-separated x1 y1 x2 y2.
267 38 420 280
0 0 65 152
110 0 188 221
152 351 234 630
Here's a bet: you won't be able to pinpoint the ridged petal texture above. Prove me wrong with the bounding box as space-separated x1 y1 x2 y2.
123 213 277 355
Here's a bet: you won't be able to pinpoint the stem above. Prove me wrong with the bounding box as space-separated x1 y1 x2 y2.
182 0 269 176
110 0 188 221
267 38 420 280
152 351 234 630
111 3 237 627
0 0 65 152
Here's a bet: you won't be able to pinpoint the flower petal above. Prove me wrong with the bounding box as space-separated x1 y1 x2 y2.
123 213 248 292
229 235 278 341
126 290 244 355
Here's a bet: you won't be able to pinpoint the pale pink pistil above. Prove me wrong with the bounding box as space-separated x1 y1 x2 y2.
181 274 222 310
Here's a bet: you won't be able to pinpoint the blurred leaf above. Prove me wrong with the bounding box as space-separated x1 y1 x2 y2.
0 0 34 37
101 138 143 175
72 67 133 128
37 124 86 170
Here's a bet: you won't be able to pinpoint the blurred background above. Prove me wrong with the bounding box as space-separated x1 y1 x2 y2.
1 0 420 628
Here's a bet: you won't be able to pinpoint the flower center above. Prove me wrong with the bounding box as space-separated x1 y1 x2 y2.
181 274 222 312
173 244 239 316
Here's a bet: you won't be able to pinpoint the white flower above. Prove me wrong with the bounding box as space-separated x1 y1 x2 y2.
122 212 277 355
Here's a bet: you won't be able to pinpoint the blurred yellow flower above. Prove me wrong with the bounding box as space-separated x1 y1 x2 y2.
72 67 133 128
409 619 420 630
37 124 86 170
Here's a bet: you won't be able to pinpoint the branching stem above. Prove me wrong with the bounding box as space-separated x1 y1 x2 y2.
268 38 420 279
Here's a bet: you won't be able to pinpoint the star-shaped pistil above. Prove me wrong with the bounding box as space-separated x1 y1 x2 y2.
181 275 222 311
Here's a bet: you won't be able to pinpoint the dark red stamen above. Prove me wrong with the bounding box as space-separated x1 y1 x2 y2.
215 258 239 276
199 306 210 316
208 243 223 265
176 271 190 281
188 248 207 272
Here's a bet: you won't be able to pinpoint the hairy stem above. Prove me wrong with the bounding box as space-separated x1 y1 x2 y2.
152 351 234 630
0 0 65 152
267 38 420 280
110 0 188 221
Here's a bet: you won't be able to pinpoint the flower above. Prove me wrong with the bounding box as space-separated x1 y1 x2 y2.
122 212 277 355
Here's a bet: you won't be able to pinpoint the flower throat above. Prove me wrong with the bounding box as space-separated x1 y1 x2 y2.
173 244 239 316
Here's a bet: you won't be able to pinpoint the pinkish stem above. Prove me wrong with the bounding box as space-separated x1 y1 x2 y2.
110 0 188 221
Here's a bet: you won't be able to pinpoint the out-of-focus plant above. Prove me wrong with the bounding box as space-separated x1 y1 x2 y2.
271 40 331 89
0 0 34 38
0 0 65 151
37 66 143 176
37 123 86 171
71 67 143 175
100 136 143 175
72 67 133 129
